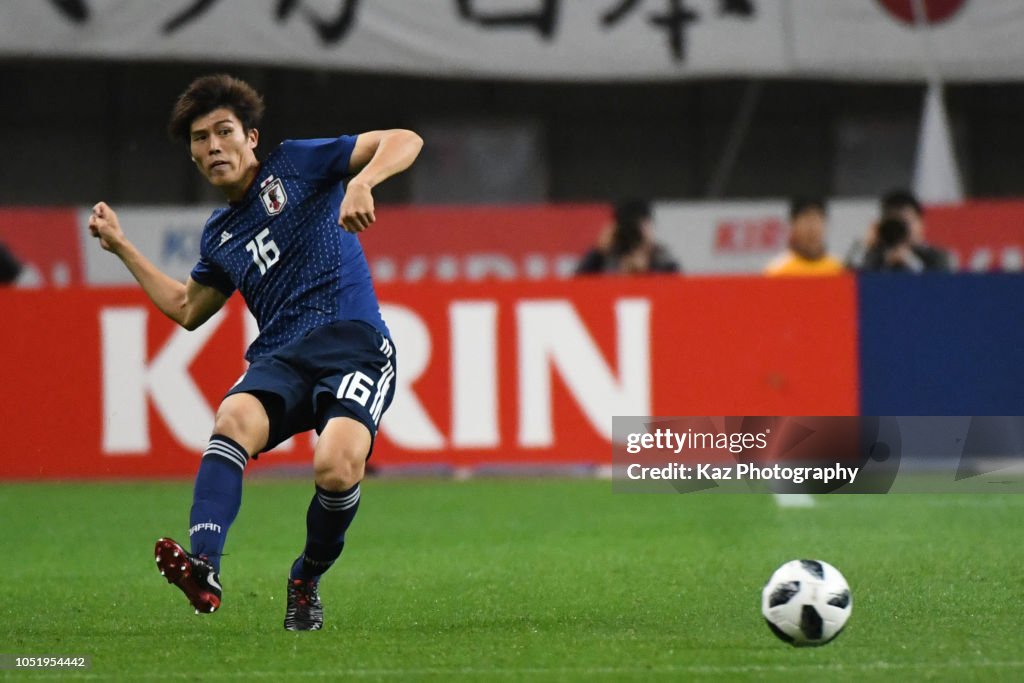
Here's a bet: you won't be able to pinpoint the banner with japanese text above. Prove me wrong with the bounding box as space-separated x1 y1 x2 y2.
1 1 1021 82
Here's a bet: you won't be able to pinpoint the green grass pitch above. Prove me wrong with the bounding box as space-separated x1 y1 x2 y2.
2 479 1023 682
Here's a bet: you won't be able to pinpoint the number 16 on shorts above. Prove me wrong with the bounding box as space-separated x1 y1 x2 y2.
337 369 391 426
336 368 394 428
337 371 373 407
335 336 395 426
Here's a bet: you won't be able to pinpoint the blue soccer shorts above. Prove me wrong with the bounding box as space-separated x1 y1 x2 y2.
226 320 397 455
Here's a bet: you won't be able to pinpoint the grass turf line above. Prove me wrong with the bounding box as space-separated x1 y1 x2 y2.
1 480 1022 682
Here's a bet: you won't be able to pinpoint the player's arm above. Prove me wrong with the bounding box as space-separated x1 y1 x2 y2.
339 129 423 233
88 202 228 330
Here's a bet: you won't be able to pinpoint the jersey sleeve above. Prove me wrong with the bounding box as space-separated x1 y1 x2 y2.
190 257 236 297
280 136 359 182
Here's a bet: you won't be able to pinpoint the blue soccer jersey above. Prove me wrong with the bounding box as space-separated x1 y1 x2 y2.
190 136 388 361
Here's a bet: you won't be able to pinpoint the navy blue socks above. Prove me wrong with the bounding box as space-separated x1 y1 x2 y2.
290 483 361 580
188 435 248 572
187 434 360 581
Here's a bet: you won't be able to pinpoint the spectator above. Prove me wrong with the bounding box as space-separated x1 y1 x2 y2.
879 189 954 272
576 199 680 275
860 217 924 272
847 189 954 272
0 242 22 285
764 198 844 276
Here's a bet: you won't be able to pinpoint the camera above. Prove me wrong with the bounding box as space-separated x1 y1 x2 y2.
876 217 910 249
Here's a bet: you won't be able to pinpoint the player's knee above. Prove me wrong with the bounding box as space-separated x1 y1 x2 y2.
213 401 267 452
314 443 367 492
214 407 249 440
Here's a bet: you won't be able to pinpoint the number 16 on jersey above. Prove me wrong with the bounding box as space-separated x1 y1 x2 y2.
245 228 281 275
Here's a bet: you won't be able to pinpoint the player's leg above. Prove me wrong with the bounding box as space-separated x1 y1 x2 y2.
284 417 372 631
285 321 396 631
156 392 271 614
188 392 269 567
292 416 372 579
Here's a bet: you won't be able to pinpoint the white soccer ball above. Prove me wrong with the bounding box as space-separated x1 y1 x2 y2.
761 559 852 647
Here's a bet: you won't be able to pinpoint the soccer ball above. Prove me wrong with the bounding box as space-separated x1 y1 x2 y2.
761 559 852 647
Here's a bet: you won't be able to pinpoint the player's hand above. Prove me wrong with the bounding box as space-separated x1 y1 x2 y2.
339 181 375 234
88 202 127 253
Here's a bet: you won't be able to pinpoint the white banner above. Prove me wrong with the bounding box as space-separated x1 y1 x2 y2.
2 0 1021 81
78 206 217 285
652 200 877 274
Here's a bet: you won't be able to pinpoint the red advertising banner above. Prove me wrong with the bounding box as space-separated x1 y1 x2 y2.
2 202 1021 289
360 205 609 282
925 201 1024 272
0 208 82 286
0 278 857 479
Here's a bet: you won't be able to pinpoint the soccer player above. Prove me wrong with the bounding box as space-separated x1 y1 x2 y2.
89 74 422 631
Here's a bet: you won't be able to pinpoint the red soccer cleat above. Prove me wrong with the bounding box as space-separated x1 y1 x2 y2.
154 537 222 614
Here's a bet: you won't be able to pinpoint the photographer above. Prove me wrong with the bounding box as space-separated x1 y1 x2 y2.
882 190 954 271
861 217 925 272
847 189 954 272
576 200 680 275
0 242 22 285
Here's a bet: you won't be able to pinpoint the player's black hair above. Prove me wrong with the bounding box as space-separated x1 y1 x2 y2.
880 189 924 218
789 197 827 221
168 74 265 143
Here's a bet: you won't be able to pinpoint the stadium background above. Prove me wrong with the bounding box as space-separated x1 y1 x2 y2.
2 2 1024 680
1 1 1022 477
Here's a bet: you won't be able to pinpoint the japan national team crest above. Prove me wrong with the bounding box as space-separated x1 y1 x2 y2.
259 175 288 215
